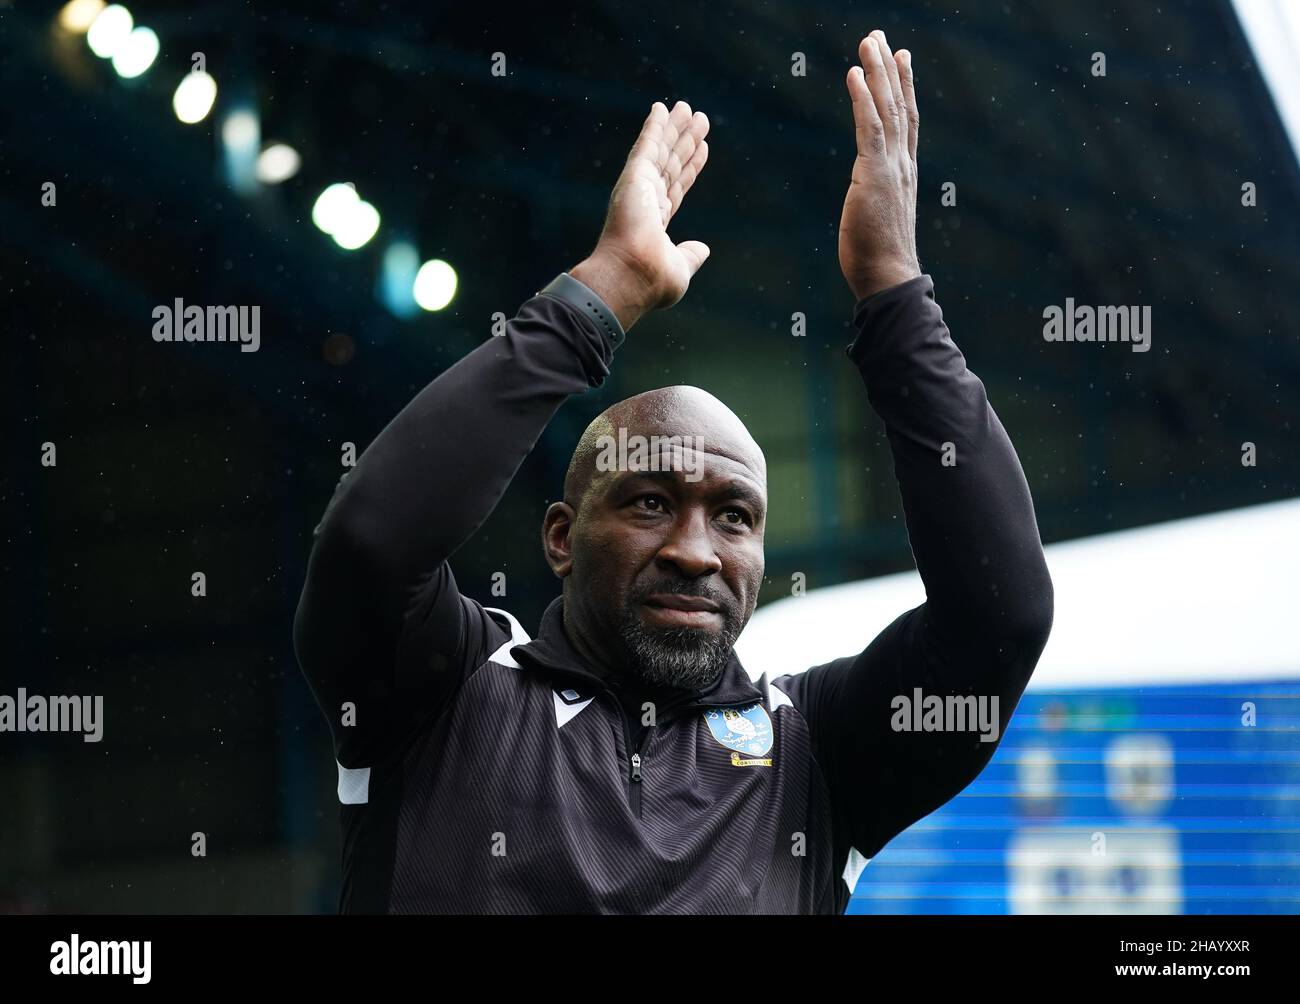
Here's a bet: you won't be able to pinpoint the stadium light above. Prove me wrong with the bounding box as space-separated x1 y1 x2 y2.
221 108 261 194
413 259 458 311
312 183 380 250
333 201 381 250
58 0 106 34
222 110 259 152
379 242 421 318
255 143 301 184
86 4 132 58
110 26 159 79
311 183 359 234
173 71 217 124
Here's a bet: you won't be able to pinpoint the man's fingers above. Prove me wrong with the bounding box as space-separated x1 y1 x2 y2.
871 30 907 156
667 137 709 220
623 102 669 194
660 100 692 169
627 100 680 173
675 239 711 277
896 49 919 167
644 100 669 126
682 110 710 160
665 110 708 189
629 100 699 179
632 101 668 158
860 36 899 152
845 64 883 155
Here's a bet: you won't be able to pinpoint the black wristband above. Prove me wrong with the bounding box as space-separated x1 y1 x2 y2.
537 272 626 350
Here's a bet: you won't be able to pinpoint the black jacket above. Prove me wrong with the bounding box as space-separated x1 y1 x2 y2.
292 272 1054 913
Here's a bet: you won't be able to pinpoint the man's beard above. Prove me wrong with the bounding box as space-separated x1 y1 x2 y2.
618 581 744 691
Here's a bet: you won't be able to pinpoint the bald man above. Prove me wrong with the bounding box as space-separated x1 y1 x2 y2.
294 30 1053 914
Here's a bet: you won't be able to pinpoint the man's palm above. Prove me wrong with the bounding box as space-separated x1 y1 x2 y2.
598 101 711 310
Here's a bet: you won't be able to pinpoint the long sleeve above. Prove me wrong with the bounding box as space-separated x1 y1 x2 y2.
775 274 1054 867
292 282 621 767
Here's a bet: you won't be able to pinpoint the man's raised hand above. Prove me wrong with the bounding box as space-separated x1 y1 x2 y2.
571 101 711 331
838 31 922 301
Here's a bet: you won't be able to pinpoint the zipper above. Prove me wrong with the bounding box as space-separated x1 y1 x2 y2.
623 709 647 819
614 697 648 819
629 752 643 817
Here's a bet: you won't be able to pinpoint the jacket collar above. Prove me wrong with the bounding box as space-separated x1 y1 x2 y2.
512 596 764 712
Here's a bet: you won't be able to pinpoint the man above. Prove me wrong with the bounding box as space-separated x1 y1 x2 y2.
293 30 1053 914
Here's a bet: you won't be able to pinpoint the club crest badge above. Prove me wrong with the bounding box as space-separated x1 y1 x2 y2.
704 703 773 757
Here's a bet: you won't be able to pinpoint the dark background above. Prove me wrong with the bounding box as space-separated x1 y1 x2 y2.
3 0 1297 912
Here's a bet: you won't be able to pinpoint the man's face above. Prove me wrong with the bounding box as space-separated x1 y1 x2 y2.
547 431 766 691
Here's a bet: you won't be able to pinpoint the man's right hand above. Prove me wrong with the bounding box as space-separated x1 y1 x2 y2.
571 100 712 331
838 31 921 302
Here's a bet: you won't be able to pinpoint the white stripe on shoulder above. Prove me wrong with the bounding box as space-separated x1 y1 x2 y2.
483 606 531 669
553 690 595 728
842 847 870 890
768 681 794 711
336 761 371 805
